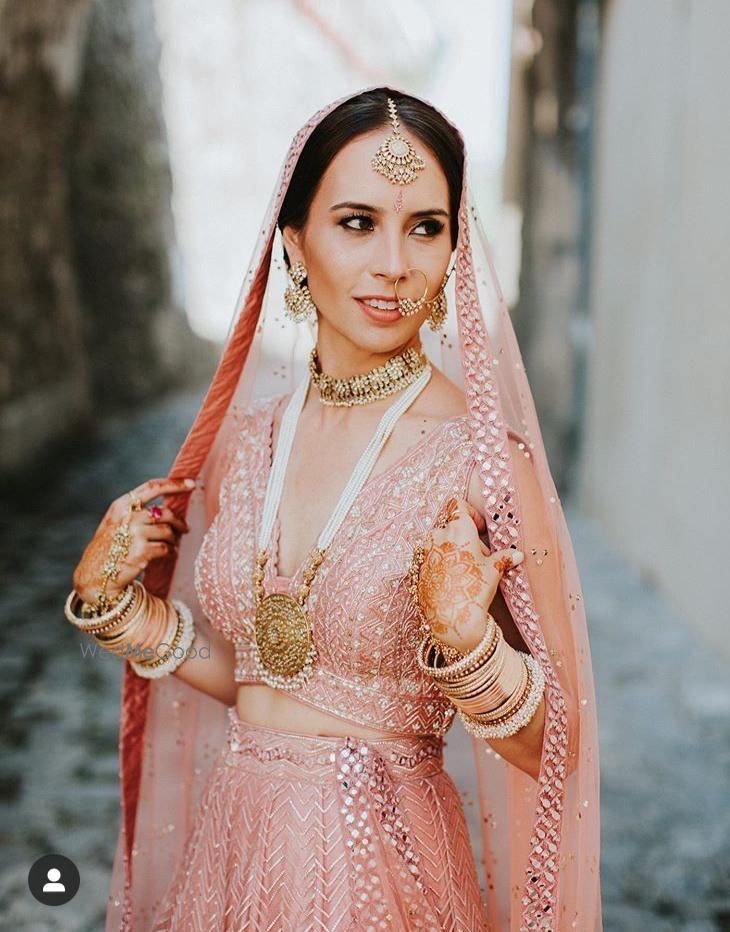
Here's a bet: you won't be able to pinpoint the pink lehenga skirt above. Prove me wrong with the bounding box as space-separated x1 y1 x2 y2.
149 706 488 931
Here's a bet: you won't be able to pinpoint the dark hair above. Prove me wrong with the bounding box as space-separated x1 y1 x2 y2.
277 88 464 257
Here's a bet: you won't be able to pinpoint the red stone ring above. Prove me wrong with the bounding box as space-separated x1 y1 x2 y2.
146 505 163 521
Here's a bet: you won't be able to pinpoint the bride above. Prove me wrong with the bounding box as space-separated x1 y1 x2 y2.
67 87 602 931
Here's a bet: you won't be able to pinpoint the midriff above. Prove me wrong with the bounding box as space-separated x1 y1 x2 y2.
235 682 398 739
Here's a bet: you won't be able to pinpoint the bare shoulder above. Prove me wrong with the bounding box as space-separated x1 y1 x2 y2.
407 367 468 427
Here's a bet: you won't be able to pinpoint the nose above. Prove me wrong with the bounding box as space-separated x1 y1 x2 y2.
372 227 410 288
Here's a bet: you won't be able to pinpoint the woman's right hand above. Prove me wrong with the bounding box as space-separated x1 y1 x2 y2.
72 477 196 606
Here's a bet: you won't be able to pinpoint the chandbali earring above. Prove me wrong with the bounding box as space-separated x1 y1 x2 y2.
426 268 452 332
284 260 317 322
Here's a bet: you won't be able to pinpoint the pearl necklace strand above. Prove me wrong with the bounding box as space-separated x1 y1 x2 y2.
252 360 432 691
258 364 433 555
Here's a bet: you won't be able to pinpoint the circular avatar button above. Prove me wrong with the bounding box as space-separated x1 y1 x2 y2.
28 854 80 906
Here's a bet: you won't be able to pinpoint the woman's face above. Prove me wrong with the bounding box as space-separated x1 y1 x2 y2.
282 128 454 355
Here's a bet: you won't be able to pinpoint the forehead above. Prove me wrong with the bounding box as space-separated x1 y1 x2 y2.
314 128 450 209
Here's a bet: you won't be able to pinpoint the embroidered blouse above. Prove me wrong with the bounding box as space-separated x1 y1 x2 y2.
194 393 477 737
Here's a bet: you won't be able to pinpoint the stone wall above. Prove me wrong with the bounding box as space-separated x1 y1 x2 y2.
506 0 600 491
0 0 215 482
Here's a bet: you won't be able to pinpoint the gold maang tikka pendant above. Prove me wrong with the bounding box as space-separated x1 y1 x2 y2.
371 97 426 186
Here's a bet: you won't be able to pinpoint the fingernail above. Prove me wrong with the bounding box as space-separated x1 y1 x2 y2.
184 478 196 488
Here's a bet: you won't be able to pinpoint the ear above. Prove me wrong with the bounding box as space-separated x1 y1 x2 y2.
281 224 304 267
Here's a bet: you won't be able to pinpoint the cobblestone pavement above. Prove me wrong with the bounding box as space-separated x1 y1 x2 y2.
1 389 728 931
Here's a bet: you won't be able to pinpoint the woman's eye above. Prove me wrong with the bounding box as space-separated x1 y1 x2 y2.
340 214 374 233
412 219 445 237
338 214 445 237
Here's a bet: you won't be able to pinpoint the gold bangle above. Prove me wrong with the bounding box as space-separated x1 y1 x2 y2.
65 583 135 631
134 603 185 669
421 620 500 690
95 584 153 648
460 656 533 726
440 630 506 700
417 614 498 683
458 650 529 718
447 633 524 706
82 584 141 636
130 596 177 664
457 655 546 740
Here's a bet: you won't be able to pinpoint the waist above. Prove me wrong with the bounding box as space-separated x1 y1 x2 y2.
225 705 444 779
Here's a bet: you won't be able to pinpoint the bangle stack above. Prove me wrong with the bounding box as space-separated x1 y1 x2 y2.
416 613 545 739
65 581 196 679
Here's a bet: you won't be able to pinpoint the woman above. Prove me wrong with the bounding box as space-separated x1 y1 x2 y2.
68 87 602 930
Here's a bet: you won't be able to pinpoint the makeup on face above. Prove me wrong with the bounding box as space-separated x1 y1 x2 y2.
354 296 403 324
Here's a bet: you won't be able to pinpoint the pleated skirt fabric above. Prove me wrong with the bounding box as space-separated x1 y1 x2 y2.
149 706 488 931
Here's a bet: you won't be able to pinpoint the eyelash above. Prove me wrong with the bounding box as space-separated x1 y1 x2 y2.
339 213 445 238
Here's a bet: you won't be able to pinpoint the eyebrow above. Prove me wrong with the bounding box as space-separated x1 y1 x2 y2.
329 200 449 219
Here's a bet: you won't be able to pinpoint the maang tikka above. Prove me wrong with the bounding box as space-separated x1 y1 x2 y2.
371 97 426 185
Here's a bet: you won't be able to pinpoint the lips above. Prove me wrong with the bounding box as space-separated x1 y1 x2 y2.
355 298 402 323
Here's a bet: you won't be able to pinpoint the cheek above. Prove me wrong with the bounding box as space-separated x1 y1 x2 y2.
308 230 366 292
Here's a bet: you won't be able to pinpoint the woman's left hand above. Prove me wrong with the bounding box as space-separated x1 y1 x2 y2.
416 496 524 654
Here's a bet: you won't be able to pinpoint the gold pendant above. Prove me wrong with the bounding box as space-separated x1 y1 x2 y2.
252 547 323 690
254 592 314 678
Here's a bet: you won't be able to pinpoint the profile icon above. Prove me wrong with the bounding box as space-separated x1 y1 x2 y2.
28 854 79 906
42 867 66 892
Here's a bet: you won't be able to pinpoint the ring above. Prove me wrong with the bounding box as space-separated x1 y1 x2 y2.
434 497 459 529
394 268 429 317
147 505 163 521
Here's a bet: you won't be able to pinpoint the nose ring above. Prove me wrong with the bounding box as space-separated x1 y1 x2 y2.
394 268 430 317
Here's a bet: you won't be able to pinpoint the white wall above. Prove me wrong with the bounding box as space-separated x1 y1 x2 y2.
153 0 512 341
580 0 730 655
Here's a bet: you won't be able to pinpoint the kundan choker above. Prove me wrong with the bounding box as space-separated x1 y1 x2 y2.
308 345 429 407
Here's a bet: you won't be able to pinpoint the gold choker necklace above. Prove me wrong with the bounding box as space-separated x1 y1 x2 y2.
309 346 429 407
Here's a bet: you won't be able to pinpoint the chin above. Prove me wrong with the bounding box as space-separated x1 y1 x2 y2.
357 331 417 355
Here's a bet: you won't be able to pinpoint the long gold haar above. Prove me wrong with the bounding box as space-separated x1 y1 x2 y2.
252 362 432 690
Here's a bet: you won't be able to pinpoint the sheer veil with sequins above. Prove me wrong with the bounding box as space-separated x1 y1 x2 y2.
104 87 602 931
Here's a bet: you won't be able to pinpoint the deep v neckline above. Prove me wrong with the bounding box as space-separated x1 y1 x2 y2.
264 393 468 587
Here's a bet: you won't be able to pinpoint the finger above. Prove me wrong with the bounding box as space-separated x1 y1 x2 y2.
453 497 487 533
127 477 196 507
142 506 189 534
131 540 177 570
143 525 178 544
489 547 524 576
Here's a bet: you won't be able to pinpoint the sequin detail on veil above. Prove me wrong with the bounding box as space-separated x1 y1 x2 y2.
456 201 569 928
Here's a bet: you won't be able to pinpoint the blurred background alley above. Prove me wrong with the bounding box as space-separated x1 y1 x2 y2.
1 1 728 929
